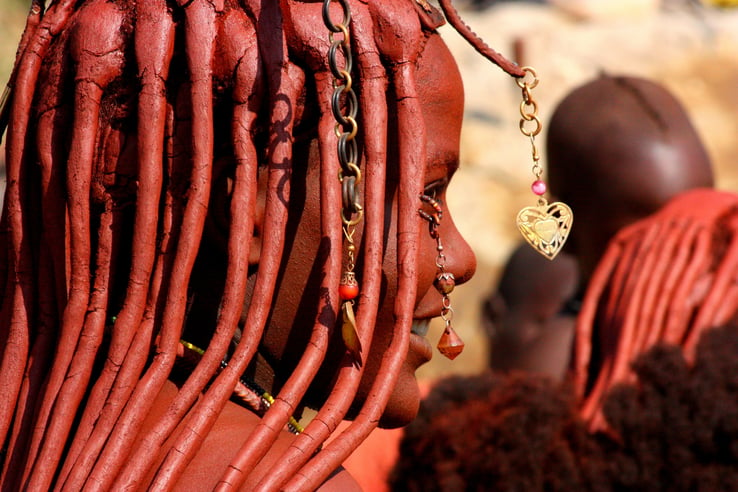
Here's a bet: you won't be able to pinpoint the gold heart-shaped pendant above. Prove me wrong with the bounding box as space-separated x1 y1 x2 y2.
516 199 573 260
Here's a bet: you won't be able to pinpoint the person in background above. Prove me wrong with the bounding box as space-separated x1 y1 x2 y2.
390 187 738 490
547 74 714 285
483 245 579 380
389 323 738 491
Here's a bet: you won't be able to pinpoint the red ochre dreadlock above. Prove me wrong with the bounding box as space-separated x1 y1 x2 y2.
573 188 738 429
0 1 521 490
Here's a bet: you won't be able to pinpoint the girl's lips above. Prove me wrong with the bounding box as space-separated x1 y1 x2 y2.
411 319 430 337
408 319 433 366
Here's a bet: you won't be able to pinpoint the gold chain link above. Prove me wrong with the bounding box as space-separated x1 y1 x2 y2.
323 0 362 233
517 66 543 180
324 0 363 288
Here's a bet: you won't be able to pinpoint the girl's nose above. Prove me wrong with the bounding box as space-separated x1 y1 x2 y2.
443 212 476 287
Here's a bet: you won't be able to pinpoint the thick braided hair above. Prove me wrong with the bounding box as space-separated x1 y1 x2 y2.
573 188 738 428
0 0 521 490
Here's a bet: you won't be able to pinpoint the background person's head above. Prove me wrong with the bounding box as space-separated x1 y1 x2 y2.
547 74 714 282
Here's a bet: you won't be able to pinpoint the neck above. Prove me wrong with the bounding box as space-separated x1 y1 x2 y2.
241 350 278 396
177 339 304 434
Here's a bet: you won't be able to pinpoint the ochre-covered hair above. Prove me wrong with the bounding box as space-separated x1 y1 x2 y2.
573 188 738 428
0 0 520 489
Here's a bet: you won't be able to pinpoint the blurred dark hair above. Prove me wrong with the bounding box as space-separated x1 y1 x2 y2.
389 324 738 491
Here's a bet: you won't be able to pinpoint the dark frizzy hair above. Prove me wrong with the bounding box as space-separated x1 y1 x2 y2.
0 0 521 490
389 324 738 492
389 371 609 492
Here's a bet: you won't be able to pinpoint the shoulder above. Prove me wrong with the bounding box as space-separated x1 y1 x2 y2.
151 381 356 490
185 401 364 490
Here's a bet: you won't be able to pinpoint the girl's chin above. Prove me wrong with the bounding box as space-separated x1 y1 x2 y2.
377 369 423 429
376 333 433 428
344 325 433 428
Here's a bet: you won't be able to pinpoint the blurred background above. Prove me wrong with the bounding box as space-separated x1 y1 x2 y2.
431 0 738 379
1 0 737 379
0 1 25 86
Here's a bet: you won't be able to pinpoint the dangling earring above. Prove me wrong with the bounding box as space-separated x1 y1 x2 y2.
325 0 363 363
419 194 464 360
514 67 573 260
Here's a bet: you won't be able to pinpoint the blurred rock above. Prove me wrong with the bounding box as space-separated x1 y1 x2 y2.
548 0 660 20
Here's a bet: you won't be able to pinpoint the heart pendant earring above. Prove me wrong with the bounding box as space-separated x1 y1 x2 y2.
514 67 572 260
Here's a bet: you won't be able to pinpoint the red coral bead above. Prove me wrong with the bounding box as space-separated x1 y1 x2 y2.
339 282 359 301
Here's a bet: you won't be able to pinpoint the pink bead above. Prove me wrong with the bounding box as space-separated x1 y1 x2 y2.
531 180 547 196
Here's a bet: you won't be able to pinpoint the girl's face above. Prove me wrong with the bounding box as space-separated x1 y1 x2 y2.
366 33 476 427
242 33 475 428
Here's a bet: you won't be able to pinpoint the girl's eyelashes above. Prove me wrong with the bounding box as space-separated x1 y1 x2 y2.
422 178 449 199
